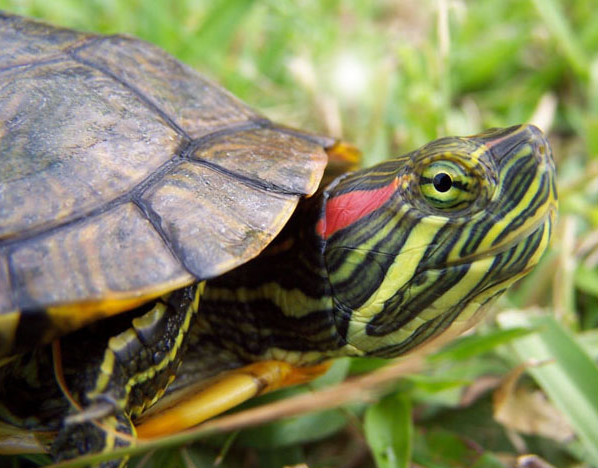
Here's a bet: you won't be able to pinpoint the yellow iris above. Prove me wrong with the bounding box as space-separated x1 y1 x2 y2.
419 160 480 211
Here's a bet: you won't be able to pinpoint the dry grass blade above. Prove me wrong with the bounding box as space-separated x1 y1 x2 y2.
47 356 426 467
196 355 425 434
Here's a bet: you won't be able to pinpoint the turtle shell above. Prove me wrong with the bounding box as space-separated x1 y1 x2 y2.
0 13 329 356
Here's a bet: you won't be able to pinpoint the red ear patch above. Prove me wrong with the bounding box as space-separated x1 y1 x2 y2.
316 177 399 239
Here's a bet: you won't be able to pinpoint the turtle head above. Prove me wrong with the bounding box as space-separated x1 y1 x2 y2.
320 124 557 357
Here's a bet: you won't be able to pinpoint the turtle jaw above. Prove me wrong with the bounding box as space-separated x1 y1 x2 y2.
445 201 557 270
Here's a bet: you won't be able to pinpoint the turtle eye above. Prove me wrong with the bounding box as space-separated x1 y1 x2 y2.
419 160 478 211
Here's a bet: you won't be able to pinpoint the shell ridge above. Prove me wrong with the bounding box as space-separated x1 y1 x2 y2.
180 118 272 158
185 122 328 197
130 198 197 278
187 158 302 197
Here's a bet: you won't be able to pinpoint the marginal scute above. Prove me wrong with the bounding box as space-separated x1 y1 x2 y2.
74 35 261 138
0 13 89 69
140 163 299 279
9 203 191 310
192 127 328 196
0 60 183 241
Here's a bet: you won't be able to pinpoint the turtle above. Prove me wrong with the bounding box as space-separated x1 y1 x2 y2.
0 12 558 468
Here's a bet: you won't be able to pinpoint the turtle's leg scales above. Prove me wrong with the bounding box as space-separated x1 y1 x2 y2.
136 360 331 438
51 284 201 465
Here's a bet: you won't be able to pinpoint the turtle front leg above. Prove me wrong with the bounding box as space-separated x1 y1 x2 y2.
51 284 201 466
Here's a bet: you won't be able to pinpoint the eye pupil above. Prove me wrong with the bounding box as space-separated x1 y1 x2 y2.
433 173 452 192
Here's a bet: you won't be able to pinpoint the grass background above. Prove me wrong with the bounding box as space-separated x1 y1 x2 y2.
1 0 597 467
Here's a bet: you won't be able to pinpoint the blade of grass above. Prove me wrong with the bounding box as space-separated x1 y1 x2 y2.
429 327 536 362
182 0 256 66
497 311 598 463
530 0 589 80
364 393 412 468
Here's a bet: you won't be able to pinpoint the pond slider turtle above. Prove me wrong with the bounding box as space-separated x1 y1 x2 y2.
0 12 557 467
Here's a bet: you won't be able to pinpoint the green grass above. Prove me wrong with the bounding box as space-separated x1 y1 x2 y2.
1 1 597 467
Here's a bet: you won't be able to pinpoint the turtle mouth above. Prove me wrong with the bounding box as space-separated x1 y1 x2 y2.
445 203 557 269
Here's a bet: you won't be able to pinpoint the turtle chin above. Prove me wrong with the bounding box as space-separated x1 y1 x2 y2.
461 204 555 297
444 211 556 342
497 206 556 277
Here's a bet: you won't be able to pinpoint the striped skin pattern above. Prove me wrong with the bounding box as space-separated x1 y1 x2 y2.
197 124 557 366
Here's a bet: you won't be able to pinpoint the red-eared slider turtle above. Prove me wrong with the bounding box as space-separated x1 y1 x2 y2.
0 12 557 467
